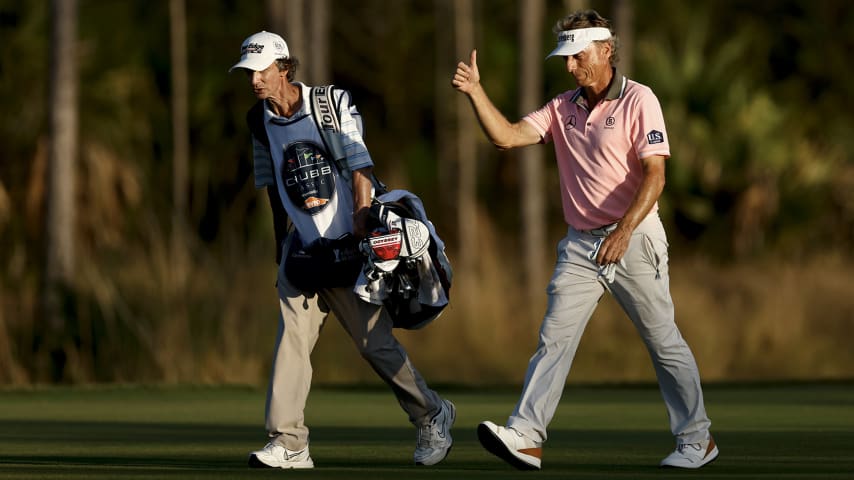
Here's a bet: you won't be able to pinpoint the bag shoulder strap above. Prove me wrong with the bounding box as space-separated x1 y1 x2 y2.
310 85 348 179
310 85 387 194
310 85 342 135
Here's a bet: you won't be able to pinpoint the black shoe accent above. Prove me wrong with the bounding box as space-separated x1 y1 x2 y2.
477 423 539 471
248 454 274 468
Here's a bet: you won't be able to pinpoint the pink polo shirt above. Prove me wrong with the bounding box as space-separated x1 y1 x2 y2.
523 74 670 230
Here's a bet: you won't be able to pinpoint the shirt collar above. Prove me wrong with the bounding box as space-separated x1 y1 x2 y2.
265 82 310 124
570 68 627 107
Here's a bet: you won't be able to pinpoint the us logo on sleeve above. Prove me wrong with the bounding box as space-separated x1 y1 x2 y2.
647 130 664 144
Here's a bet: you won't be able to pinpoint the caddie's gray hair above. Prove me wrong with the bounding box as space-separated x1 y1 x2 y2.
275 56 299 82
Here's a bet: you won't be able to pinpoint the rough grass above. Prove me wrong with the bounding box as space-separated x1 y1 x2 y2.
0 383 852 479
2 207 852 385
324 247 854 386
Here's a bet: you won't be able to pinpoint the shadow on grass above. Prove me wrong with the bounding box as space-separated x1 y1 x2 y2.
1 419 852 478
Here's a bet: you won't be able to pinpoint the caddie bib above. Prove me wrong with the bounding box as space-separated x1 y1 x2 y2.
281 141 336 215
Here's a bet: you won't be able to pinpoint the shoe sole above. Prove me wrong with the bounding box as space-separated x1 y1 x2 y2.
659 446 720 469
415 445 453 466
248 454 314 469
477 423 540 471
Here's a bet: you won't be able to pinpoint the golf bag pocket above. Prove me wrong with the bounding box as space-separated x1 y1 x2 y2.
284 233 363 293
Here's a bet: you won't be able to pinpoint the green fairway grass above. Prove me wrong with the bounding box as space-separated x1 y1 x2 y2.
0 383 852 479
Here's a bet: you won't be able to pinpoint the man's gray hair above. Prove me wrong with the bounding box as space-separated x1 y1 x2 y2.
554 10 619 66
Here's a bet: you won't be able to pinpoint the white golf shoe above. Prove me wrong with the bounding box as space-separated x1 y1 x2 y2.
414 399 456 465
248 441 314 469
477 421 542 470
660 435 719 468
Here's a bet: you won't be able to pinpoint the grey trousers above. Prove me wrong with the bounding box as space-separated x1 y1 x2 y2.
264 267 443 450
507 213 712 445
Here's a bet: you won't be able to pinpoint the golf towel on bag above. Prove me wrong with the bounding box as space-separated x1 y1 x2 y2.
354 189 452 329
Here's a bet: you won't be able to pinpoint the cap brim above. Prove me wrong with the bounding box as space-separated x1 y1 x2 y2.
228 56 275 73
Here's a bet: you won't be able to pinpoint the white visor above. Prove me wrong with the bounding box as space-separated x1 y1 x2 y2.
546 27 612 59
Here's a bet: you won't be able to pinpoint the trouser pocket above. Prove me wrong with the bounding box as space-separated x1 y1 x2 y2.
640 234 668 280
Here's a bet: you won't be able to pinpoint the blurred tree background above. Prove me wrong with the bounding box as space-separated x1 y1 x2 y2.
0 0 852 385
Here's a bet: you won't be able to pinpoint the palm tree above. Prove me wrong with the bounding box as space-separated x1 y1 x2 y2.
43 0 79 381
614 0 634 75
454 0 477 275
170 0 189 287
434 0 456 229
518 0 547 305
309 0 330 84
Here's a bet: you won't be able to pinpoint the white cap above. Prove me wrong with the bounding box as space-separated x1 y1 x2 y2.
546 27 612 59
229 31 289 72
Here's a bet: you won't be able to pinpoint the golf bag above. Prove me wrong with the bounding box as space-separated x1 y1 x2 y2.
356 190 452 330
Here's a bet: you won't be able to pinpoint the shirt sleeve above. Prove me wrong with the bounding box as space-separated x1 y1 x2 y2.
633 87 671 160
335 89 374 171
252 135 275 189
522 100 555 144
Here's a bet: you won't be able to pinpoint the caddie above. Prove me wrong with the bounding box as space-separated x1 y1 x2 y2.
230 30 455 469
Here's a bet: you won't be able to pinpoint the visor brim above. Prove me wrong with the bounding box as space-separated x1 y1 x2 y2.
545 41 591 59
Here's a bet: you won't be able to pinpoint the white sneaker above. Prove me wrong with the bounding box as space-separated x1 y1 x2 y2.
660 435 719 468
248 441 314 469
414 399 456 465
477 421 542 470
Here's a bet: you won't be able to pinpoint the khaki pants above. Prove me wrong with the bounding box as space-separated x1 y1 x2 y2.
264 266 443 450
507 213 712 444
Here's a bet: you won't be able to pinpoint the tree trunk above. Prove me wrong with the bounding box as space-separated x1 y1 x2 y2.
308 0 330 84
564 0 590 13
268 0 307 79
613 0 634 75
434 0 455 231
170 0 189 287
453 0 477 275
518 0 547 306
43 0 79 381
267 0 328 84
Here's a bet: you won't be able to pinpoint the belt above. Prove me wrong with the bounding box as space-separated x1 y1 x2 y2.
579 222 619 237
